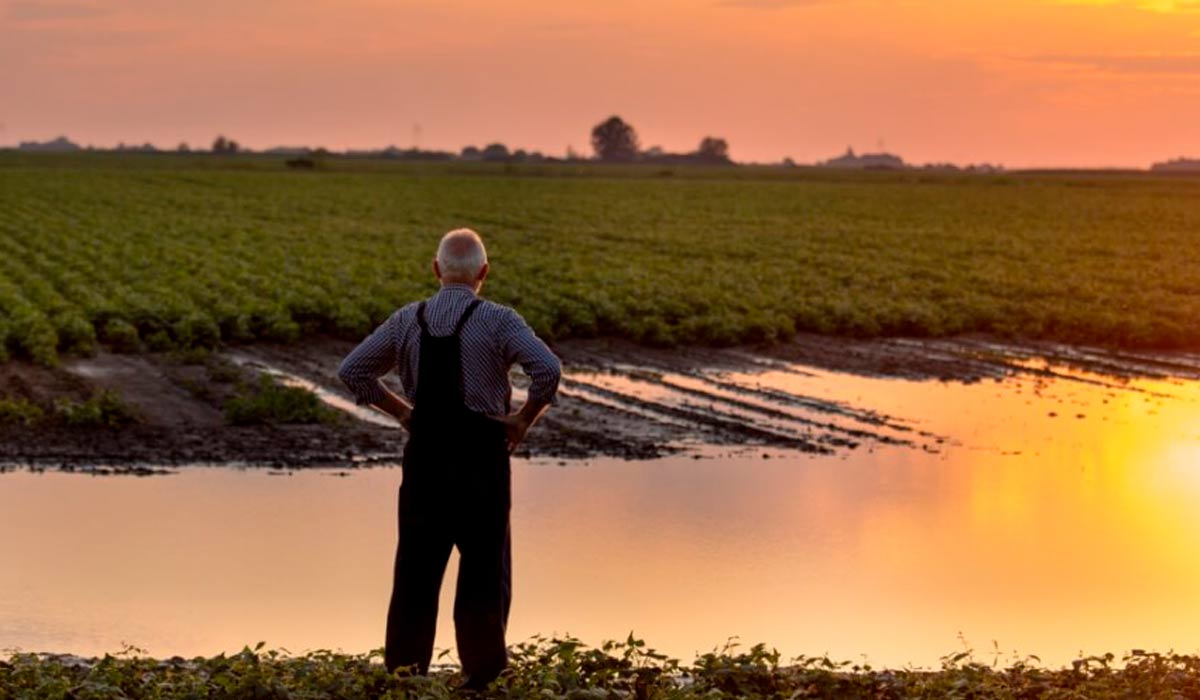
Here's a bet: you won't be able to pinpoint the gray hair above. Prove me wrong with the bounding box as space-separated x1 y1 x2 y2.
436 228 488 280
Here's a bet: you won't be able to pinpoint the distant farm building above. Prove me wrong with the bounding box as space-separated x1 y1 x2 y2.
18 136 82 152
1150 158 1200 173
821 147 906 170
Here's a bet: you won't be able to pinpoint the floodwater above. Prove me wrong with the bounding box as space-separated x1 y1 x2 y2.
3 356 1200 667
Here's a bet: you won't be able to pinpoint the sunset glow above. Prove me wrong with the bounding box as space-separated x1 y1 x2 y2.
3 0 1199 167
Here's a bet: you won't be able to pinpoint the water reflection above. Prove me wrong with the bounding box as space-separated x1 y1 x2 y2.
2 363 1199 666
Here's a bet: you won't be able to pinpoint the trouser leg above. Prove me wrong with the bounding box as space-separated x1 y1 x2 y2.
385 481 454 674
453 510 512 685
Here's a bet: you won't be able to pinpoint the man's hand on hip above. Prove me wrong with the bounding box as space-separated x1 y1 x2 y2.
371 387 414 431
495 400 550 454
497 412 533 454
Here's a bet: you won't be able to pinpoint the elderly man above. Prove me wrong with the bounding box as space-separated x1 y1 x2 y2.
338 228 560 690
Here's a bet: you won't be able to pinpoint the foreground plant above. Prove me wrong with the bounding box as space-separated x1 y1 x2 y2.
3 637 1200 699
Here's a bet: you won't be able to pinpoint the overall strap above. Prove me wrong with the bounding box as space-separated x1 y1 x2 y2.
416 301 429 334
453 299 483 338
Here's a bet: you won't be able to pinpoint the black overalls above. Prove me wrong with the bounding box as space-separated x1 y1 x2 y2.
384 298 513 687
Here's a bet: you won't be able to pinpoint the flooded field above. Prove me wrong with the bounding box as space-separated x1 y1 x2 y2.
3 345 1200 667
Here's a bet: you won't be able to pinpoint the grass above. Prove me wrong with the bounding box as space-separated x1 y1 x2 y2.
0 391 137 429
0 397 44 426
53 391 139 429
2 153 1200 365
224 375 341 426
3 637 1199 699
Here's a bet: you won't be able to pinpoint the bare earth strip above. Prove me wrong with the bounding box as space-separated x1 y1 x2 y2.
1 335 1197 469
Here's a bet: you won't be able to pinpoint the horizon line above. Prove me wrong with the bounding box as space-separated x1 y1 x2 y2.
4 136 1194 172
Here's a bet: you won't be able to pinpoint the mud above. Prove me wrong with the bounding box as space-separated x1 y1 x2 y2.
1 333 1197 469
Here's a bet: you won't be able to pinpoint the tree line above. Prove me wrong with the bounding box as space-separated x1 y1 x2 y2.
16 117 733 165
215 116 730 164
590 116 731 164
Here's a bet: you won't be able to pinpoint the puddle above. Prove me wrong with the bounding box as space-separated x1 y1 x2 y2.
4 351 1200 666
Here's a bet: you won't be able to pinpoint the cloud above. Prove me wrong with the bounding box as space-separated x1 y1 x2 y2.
5 1 107 20
1030 53 1200 74
1133 0 1200 10
1060 0 1200 13
716 0 834 8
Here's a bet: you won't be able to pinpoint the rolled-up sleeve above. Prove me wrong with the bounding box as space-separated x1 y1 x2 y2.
338 313 397 406
499 310 561 406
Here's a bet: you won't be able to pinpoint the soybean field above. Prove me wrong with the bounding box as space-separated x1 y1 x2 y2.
2 153 1199 365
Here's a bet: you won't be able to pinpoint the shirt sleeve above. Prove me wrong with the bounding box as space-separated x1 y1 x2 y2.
498 309 561 406
337 312 398 406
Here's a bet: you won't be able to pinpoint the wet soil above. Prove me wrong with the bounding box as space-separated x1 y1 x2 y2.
1 334 1196 468
0 348 396 468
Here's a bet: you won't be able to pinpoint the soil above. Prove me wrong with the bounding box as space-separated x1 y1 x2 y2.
1 334 1196 469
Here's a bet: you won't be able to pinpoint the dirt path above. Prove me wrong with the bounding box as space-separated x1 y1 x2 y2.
67 354 225 427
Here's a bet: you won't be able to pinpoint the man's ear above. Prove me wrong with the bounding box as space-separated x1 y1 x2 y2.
432 258 441 280
477 262 489 283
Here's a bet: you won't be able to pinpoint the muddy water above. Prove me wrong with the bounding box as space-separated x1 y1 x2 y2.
3 358 1200 667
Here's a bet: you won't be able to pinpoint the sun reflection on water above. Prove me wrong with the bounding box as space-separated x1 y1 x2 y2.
2 359 1200 666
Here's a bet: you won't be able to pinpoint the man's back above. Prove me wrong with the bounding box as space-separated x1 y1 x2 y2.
338 283 560 420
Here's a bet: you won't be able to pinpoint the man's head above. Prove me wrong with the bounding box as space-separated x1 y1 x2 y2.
434 228 489 291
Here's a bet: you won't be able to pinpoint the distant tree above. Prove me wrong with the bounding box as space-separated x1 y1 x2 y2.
696 136 730 163
460 145 481 160
590 116 639 162
177 142 190 153
481 143 510 162
212 135 240 154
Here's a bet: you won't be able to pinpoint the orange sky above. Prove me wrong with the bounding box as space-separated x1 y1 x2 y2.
2 0 1199 167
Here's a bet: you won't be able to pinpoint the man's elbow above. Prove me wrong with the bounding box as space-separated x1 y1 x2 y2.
536 355 563 405
336 358 358 389
543 354 563 391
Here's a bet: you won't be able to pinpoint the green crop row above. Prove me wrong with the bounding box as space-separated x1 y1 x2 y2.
2 154 1199 365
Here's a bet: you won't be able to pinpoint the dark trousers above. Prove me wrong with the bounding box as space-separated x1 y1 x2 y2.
384 431 512 684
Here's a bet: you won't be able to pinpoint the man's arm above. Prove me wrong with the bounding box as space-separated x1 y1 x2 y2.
337 312 414 428
496 309 562 453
